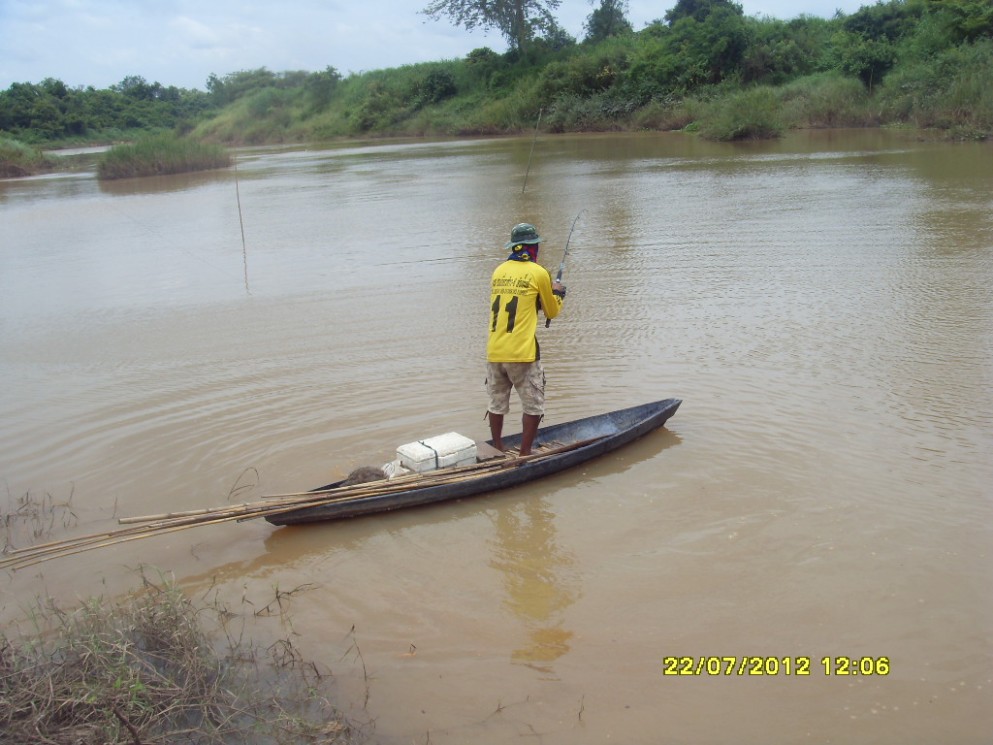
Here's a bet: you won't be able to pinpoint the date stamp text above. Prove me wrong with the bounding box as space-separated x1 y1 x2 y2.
662 656 891 677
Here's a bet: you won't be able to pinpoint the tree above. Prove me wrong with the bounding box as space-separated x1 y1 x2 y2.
206 68 279 105
832 0 922 88
741 16 833 84
305 66 342 110
584 0 633 43
842 0 922 42
419 68 458 104
926 0 993 43
667 2 749 86
665 0 743 26
832 31 897 87
113 75 162 101
421 0 562 55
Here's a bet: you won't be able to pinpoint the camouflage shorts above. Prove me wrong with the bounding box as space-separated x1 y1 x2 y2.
486 360 546 416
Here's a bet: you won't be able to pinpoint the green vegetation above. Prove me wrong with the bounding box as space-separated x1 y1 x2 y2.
0 574 358 744
0 135 57 177
2 0 992 177
876 37 993 137
0 75 212 145
97 132 231 180
188 0 993 143
698 85 785 140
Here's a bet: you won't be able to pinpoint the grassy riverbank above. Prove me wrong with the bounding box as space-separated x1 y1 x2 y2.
0 136 57 177
0 573 360 744
3 1 991 178
187 10 993 144
190 59 991 146
1 494 361 743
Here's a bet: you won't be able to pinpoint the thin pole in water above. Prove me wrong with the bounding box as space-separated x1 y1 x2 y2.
522 107 543 194
233 154 251 295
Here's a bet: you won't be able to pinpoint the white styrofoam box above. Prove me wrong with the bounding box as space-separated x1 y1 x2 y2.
396 432 478 473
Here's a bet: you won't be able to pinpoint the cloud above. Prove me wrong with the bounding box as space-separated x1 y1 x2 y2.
170 16 221 49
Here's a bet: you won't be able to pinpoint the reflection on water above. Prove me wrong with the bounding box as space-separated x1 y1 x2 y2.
489 499 578 673
2 130 992 745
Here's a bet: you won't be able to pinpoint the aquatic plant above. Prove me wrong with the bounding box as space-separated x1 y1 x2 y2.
97 132 231 180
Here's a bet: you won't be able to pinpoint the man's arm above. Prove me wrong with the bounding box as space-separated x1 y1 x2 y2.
536 269 565 321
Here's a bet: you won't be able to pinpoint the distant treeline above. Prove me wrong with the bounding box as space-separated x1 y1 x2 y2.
2 0 992 149
0 70 331 144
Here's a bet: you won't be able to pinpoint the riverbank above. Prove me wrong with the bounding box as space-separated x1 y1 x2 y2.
0 136 58 177
4 2 993 162
1 570 362 744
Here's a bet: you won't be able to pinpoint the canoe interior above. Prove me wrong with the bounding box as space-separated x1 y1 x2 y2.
267 397 680 526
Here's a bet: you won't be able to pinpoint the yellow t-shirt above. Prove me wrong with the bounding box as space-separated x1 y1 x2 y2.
487 258 563 362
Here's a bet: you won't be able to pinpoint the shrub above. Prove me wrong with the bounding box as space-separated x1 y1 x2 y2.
877 39 993 135
419 68 458 104
544 92 636 132
697 86 784 140
631 96 701 130
778 72 873 128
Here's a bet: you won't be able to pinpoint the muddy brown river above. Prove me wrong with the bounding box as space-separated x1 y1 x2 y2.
2 131 991 743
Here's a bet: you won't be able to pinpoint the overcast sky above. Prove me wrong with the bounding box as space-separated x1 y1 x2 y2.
1 0 869 91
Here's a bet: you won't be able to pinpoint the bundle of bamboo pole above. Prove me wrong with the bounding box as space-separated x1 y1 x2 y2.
0 438 596 571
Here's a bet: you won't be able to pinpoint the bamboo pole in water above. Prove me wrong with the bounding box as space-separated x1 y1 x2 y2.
0 438 599 570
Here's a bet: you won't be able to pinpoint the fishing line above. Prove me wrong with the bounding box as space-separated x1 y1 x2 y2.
103 199 245 287
232 154 251 295
521 107 543 194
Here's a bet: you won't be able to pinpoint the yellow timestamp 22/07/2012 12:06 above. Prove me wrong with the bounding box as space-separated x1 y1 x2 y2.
662 656 891 677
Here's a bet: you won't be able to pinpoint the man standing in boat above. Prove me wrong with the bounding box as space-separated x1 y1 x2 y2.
486 223 566 457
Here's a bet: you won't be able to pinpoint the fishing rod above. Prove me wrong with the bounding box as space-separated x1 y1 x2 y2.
546 209 586 327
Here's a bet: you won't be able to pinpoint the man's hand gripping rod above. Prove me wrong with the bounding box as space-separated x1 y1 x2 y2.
546 210 585 328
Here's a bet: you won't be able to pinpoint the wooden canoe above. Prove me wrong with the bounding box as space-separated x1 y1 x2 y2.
265 397 681 526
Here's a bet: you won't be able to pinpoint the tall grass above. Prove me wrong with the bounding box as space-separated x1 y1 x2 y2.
543 92 637 132
0 574 360 744
630 95 701 131
877 39 993 138
97 132 231 180
0 136 56 177
778 73 876 128
696 86 785 141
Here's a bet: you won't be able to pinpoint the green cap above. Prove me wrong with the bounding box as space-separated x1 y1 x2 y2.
505 222 541 248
